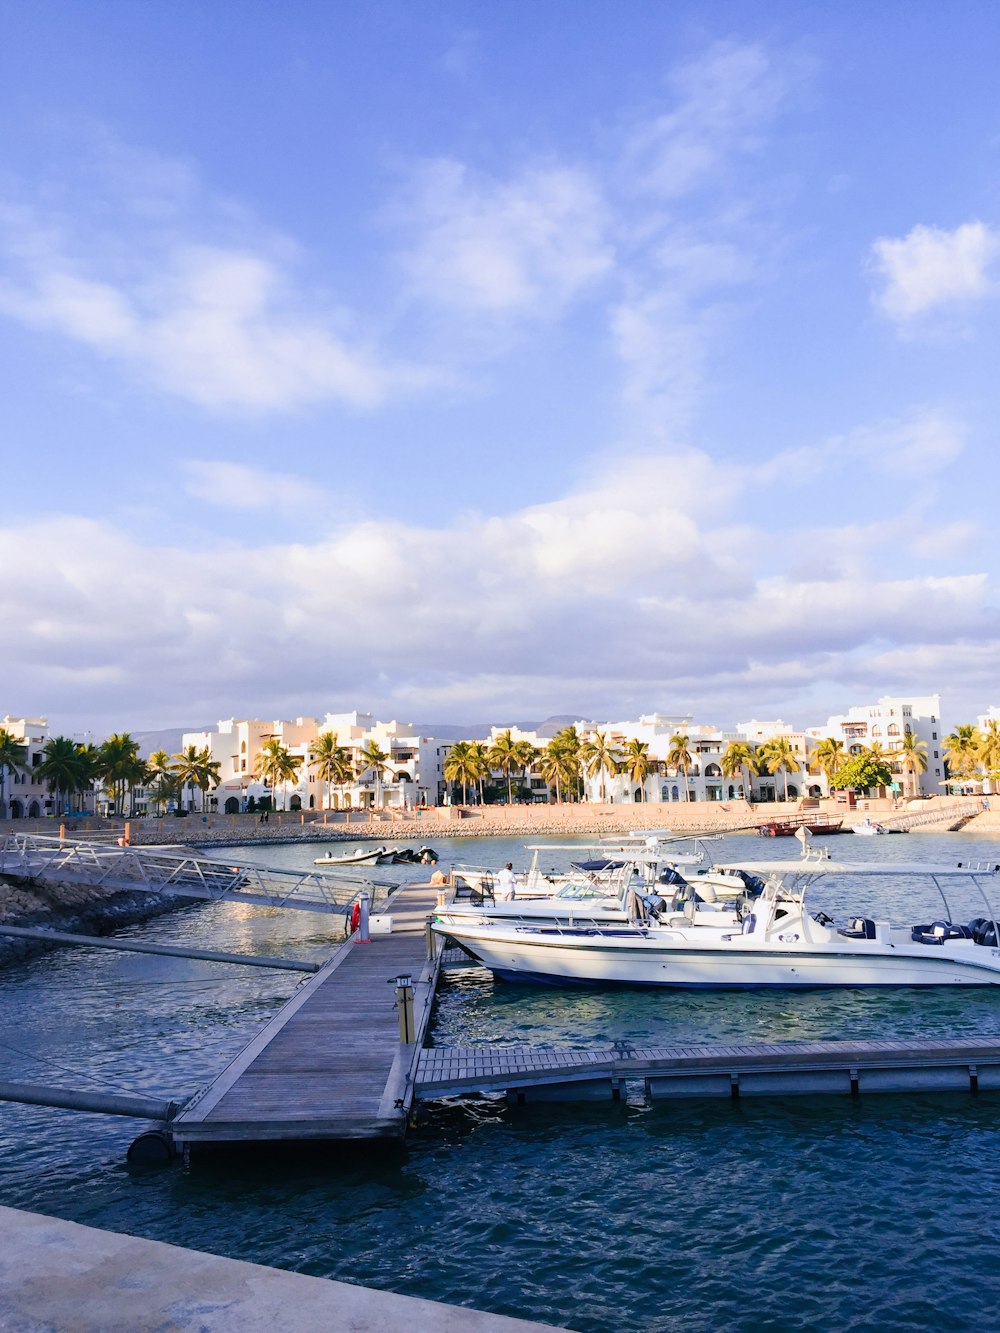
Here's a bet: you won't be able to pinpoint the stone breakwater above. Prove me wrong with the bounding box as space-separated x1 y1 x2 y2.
0 876 185 968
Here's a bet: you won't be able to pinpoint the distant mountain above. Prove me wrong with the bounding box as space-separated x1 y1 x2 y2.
414 715 585 741
131 726 211 758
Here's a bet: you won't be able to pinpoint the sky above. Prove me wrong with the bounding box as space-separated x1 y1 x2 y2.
1 0 999 736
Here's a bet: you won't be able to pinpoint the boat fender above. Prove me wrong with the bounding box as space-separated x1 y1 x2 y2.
350 901 361 933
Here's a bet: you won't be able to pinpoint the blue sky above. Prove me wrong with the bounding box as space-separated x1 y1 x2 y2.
2 1 999 734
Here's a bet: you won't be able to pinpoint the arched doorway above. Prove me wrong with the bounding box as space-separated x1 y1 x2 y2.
633 788 642 802
28 801 41 817
290 795 302 812
10 800 23 818
225 796 240 814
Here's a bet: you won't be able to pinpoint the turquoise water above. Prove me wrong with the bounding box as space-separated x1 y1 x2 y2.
3 832 1000 1330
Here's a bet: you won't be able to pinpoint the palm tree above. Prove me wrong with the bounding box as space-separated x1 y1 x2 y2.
37 737 88 811
470 742 490 804
75 743 102 814
979 720 1000 788
171 746 197 812
194 749 221 810
487 729 523 804
0 728 27 818
721 740 758 802
254 739 302 812
444 741 482 805
538 730 582 803
621 739 652 801
897 731 928 798
666 734 694 802
513 740 538 803
98 733 143 816
944 724 982 781
809 737 844 794
309 732 354 810
146 749 178 815
172 745 211 813
358 740 389 809
579 731 622 803
758 736 801 801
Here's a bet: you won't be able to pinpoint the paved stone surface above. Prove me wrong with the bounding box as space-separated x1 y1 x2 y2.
0 1207 563 1332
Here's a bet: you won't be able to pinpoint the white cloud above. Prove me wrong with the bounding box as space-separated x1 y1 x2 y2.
2 438 995 729
182 461 329 515
0 236 423 411
870 221 1000 322
397 160 612 314
625 42 795 198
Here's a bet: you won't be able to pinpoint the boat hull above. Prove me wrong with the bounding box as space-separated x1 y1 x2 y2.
439 925 1000 989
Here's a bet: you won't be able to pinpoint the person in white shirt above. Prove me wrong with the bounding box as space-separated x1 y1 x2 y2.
497 862 517 900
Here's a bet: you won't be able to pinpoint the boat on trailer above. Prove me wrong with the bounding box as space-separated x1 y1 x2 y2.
433 851 1000 989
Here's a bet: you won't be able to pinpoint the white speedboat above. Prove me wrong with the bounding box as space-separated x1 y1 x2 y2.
452 835 709 903
313 845 389 866
852 819 887 836
433 854 1000 989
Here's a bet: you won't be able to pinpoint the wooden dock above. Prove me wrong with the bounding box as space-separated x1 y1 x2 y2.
415 1036 1000 1103
171 881 442 1146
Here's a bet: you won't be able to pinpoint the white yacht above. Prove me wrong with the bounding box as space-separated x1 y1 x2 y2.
433 852 1000 989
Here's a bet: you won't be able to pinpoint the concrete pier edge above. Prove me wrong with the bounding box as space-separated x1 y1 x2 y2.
0 1206 563 1332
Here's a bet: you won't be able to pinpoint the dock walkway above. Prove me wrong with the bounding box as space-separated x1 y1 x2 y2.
415 1035 1000 1103
171 881 442 1146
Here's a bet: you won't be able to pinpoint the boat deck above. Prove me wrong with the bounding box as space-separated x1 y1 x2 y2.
171 881 442 1145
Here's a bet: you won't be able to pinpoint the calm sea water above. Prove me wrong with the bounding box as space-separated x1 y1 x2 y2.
3 831 1000 1331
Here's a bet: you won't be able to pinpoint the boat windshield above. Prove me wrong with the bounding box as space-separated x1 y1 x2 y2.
553 881 618 901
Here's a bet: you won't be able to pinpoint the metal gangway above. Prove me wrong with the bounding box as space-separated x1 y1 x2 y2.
0 832 392 916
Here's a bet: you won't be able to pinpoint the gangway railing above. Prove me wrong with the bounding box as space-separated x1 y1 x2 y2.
0 833 392 916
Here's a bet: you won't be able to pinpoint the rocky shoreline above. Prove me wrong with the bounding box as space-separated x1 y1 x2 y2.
0 876 194 969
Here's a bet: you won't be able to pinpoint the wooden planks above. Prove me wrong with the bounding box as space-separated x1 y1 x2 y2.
172 882 442 1145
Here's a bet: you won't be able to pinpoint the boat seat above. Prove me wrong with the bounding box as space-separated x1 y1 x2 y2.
911 921 967 946
838 917 876 940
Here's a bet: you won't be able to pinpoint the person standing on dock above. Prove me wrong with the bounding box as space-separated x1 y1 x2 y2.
498 862 517 900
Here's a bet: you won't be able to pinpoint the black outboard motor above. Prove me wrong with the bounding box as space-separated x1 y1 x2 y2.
969 917 999 946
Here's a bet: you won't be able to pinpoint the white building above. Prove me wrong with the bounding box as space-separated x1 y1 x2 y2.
0 715 51 818
316 712 444 809
574 714 756 805
183 711 446 812
809 694 944 796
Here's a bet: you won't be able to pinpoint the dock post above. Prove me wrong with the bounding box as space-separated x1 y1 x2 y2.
395 974 415 1043
358 890 371 942
425 915 437 959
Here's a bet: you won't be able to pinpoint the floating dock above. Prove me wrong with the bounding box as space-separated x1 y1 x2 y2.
171 881 443 1146
415 1035 1000 1103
